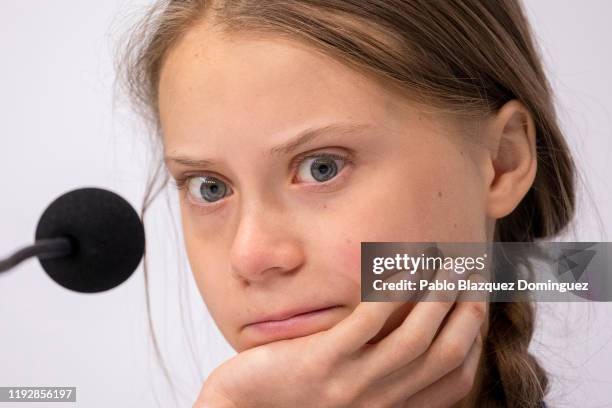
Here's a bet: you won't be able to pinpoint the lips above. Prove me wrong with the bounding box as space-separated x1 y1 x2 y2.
244 304 341 327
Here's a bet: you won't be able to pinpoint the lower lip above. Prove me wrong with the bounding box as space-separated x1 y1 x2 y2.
245 306 342 337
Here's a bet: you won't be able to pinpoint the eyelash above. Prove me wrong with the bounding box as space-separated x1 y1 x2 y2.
173 151 354 206
289 151 352 181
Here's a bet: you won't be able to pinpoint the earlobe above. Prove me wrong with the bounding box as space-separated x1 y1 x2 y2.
484 100 538 219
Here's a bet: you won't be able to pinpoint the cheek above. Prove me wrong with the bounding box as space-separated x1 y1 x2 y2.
328 237 418 343
183 240 245 346
180 204 223 294
184 240 215 303
180 221 226 312
334 237 363 286
383 154 487 241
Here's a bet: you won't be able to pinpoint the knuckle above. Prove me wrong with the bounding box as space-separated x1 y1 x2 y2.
395 330 429 357
439 338 466 368
322 378 354 408
464 301 487 321
433 299 454 313
297 344 333 381
456 365 477 397
303 353 333 380
475 333 484 349
384 341 408 366
359 307 380 331
352 400 370 408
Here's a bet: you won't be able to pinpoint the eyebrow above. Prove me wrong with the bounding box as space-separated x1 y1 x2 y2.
165 123 374 167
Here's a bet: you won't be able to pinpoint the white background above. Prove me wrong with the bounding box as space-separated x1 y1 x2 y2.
1 1 611 407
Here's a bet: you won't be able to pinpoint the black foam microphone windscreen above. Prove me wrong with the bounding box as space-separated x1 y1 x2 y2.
34 187 145 293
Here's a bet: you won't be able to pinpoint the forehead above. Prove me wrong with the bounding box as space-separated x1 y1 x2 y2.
157 23 412 152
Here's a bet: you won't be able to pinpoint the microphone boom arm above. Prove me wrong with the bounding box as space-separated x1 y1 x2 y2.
0 238 73 273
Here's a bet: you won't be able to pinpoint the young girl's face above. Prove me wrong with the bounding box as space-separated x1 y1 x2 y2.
159 24 493 351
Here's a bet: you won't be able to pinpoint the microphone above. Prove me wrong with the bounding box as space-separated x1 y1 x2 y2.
0 187 145 293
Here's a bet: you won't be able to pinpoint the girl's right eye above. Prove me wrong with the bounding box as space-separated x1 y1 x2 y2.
186 176 232 204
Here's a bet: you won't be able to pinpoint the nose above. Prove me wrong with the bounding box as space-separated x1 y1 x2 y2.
229 203 305 283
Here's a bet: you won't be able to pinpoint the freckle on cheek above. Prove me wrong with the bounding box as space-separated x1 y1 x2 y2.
437 191 443 198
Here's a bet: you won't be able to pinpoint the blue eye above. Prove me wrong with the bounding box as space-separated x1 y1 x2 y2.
187 176 230 203
296 154 346 183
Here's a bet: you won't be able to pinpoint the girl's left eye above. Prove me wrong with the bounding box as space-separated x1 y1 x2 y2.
294 153 348 183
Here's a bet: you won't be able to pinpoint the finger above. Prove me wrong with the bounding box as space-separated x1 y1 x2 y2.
359 267 460 378
424 273 488 375
401 333 483 408
357 335 482 408
321 300 407 357
321 270 418 356
356 274 488 405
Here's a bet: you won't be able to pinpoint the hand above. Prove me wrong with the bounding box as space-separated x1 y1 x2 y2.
193 271 488 408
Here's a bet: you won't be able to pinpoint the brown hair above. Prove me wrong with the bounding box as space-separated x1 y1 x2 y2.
115 0 577 406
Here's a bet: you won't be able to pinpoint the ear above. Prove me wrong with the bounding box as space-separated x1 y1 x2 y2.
482 100 537 219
